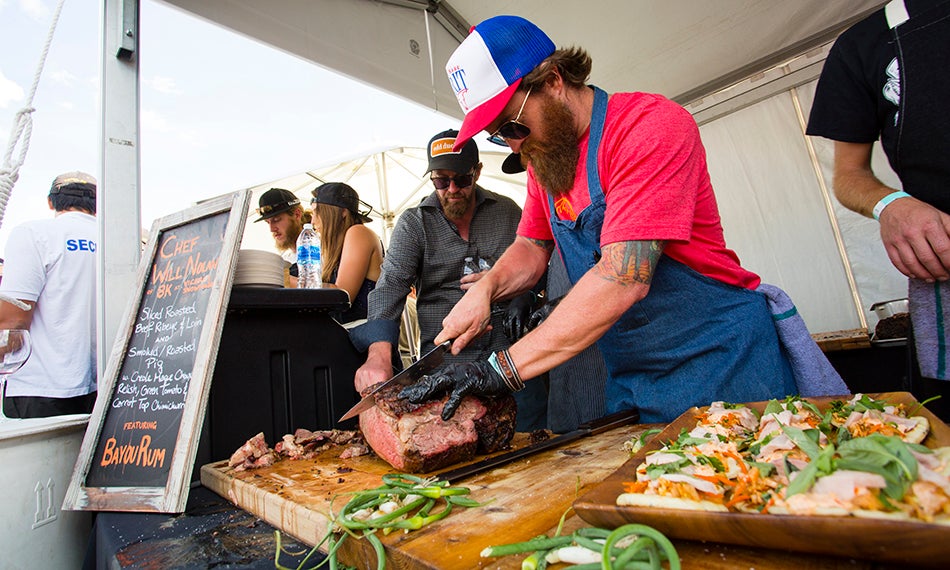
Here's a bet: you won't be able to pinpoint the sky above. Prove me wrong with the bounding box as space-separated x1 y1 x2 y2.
0 0 462 251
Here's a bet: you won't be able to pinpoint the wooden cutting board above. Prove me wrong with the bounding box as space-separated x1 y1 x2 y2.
201 425 889 569
201 425 651 568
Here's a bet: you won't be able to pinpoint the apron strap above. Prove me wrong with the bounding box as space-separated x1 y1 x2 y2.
585 86 610 208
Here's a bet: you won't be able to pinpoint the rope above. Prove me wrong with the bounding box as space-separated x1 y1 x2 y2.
0 0 68 230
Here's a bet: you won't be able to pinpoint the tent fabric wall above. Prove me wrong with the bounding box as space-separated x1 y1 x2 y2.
797 82 909 320
699 90 859 333
696 75 906 335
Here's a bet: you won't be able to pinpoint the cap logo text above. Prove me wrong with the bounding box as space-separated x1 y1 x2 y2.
430 138 460 156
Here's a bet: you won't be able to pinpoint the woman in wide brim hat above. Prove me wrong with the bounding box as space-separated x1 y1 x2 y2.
310 182 383 323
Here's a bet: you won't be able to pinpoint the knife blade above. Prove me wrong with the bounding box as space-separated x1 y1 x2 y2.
338 340 451 422
435 407 640 484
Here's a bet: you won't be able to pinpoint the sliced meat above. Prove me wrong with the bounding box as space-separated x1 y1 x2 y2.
228 432 278 471
360 380 516 473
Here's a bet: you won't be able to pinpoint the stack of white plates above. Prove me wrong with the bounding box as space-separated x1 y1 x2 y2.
233 249 288 288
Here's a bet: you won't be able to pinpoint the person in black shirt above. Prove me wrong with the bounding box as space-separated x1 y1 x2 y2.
807 0 950 418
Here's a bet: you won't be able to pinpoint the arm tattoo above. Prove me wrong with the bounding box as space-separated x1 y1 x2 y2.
523 237 555 252
594 240 664 285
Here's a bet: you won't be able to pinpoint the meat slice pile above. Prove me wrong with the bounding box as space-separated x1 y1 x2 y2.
359 380 517 473
228 432 278 472
228 429 369 471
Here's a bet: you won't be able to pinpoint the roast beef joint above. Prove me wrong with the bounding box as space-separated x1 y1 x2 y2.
359 380 517 473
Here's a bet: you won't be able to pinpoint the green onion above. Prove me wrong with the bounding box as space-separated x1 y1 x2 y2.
275 474 486 569
481 535 575 557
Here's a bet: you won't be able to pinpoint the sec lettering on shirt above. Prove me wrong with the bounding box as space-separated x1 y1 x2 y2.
66 238 97 252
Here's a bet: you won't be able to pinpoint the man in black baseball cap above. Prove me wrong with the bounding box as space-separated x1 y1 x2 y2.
254 188 306 263
424 129 483 220
352 128 549 432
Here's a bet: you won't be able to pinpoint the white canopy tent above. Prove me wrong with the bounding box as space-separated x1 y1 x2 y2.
240 145 527 252
98 0 903 352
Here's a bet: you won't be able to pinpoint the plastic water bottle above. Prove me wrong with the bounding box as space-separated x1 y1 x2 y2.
478 257 492 272
296 223 322 288
462 256 480 278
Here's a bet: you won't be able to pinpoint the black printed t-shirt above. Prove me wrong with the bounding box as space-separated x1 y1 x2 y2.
806 7 900 169
806 0 944 179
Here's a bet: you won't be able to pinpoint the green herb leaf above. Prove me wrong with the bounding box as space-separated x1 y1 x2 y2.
779 424 823 460
785 445 835 497
763 399 784 416
836 435 918 500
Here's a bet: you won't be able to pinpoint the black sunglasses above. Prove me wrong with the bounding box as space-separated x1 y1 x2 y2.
431 172 475 190
256 199 299 216
487 88 532 146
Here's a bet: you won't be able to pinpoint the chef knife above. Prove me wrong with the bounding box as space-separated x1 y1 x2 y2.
338 340 451 421
435 407 640 484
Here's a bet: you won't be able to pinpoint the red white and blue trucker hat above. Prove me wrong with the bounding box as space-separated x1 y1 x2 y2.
446 15 555 151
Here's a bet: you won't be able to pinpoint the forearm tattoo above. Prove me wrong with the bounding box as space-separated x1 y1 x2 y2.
595 240 664 285
523 237 555 252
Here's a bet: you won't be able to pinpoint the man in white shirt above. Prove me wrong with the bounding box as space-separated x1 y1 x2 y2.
0 171 98 418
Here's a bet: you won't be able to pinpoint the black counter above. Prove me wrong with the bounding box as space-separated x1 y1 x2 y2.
194 285 364 479
92 287 357 567
90 485 323 569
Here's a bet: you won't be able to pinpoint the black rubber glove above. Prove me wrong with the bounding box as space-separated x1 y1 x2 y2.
526 296 562 331
503 292 536 341
399 361 510 421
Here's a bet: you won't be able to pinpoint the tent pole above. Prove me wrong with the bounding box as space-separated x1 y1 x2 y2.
791 83 867 332
376 152 392 246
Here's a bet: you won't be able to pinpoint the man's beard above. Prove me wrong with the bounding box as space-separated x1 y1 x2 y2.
439 190 473 219
520 96 580 197
276 218 303 251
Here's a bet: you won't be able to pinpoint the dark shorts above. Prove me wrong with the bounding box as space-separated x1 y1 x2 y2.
3 392 97 418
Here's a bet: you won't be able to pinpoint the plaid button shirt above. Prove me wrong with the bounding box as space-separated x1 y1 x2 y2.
354 185 523 363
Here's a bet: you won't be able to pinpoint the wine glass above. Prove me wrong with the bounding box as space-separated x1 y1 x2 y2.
0 329 32 420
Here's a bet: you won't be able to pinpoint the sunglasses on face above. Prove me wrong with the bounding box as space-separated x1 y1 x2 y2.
431 172 475 190
487 88 532 146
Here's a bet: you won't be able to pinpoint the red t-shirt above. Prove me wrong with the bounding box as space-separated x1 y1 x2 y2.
517 91 760 290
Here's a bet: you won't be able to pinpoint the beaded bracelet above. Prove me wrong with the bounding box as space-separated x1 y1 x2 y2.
489 350 525 392
501 349 524 389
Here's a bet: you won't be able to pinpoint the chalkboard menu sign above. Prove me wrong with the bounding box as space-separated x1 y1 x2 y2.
65 190 251 513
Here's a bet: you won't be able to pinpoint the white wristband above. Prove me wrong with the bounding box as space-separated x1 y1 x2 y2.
872 191 912 221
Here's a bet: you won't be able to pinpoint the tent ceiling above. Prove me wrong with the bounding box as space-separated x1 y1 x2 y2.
160 0 887 113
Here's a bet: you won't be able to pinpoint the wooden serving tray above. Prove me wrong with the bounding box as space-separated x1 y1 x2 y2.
573 392 950 568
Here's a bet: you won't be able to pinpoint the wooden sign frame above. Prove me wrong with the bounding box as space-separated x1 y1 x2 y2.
64 190 251 513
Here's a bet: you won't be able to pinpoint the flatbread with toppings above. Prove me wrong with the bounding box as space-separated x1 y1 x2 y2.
832 394 930 444
616 395 949 524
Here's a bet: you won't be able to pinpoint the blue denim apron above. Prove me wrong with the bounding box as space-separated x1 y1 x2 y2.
547 86 795 423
